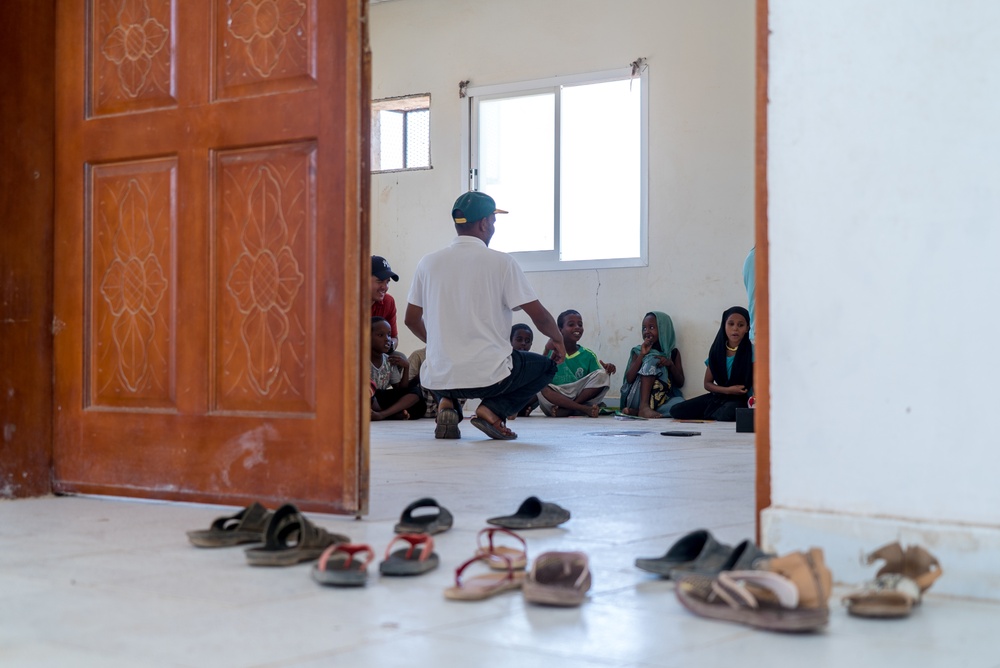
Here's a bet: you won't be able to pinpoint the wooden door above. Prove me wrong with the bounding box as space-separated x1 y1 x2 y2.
53 0 370 514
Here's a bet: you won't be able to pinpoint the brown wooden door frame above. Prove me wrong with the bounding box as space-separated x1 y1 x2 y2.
755 0 771 538
0 1 56 499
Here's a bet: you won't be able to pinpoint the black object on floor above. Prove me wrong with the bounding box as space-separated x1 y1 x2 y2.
736 407 755 433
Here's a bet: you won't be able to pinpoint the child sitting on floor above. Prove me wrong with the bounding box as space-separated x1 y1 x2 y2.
509 323 539 418
537 310 615 417
370 317 425 421
669 306 753 422
620 311 686 419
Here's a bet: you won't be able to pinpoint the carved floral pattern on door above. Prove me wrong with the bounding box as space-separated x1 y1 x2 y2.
92 0 174 115
91 161 175 408
218 0 313 98
217 144 314 413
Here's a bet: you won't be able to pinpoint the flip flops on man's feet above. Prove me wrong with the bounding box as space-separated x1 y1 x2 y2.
435 407 461 439
470 416 517 440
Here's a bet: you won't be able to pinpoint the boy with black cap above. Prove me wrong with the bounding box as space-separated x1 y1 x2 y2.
404 191 566 441
371 255 400 352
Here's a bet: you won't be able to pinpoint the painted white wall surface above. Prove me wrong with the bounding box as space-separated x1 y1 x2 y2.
369 0 755 396
766 0 1000 599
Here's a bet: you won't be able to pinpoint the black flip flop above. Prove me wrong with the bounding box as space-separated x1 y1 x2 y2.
486 496 570 529
394 497 454 535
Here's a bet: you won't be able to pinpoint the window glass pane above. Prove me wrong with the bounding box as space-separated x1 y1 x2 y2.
378 110 404 171
406 109 430 168
478 93 555 253
560 79 641 260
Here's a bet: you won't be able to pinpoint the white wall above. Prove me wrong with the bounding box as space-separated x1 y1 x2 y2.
369 0 756 395
765 0 1000 599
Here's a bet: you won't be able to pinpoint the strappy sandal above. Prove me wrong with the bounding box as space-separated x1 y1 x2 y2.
312 543 374 587
476 527 528 571
443 553 525 601
675 547 833 632
245 504 350 567
379 533 440 576
844 542 943 618
186 502 273 547
470 416 517 441
523 551 592 607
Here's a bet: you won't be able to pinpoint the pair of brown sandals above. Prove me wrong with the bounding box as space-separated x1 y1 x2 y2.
674 541 943 632
186 502 350 566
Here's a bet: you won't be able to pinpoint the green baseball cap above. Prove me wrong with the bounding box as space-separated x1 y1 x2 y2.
451 191 508 224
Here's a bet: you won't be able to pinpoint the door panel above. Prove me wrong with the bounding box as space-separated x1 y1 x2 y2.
54 0 369 514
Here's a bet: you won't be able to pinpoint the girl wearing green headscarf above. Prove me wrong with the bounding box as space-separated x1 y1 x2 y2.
619 312 686 418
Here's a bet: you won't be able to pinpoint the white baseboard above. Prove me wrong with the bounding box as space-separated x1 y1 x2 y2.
761 506 1000 602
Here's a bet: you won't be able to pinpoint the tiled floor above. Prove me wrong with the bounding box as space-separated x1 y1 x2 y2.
2 416 998 667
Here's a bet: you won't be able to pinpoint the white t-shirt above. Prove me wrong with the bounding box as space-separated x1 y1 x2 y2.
407 236 538 390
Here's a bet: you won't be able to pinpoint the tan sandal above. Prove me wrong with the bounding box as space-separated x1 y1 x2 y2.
444 553 525 601
676 547 832 632
476 527 528 571
844 542 942 618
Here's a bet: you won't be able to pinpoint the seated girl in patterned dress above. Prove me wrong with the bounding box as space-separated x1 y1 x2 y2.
619 311 686 419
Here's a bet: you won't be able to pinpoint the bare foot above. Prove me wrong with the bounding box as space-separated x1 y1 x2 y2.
621 408 635 416
587 404 601 418
390 409 409 420
370 410 384 421
638 406 663 419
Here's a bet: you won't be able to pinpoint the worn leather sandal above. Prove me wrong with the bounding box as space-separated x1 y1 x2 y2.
435 407 461 439
635 529 732 578
486 496 570 529
523 551 592 607
676 547 833 632
186 502 273 547
245 504 350 567
470 416 517 441
844 542 942 618
393 497 454 535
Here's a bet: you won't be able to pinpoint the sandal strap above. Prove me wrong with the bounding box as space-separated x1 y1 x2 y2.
385 533 434 562
453 553 513 587
317 543 373 571
710 571 799 610
476 527 527 556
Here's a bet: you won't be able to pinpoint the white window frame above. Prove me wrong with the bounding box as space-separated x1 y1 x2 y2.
461 67 648 272
372 94 432 174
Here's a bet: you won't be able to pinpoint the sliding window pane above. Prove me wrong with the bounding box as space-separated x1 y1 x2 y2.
560 79 641 261
478 93 555 253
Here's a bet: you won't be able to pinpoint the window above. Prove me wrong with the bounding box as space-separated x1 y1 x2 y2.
372 94 431 172
464 68 647 271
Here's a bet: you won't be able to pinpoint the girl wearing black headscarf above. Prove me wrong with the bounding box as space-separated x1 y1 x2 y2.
668 306 753 422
